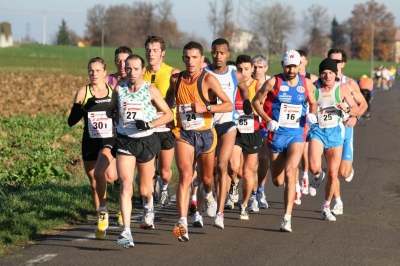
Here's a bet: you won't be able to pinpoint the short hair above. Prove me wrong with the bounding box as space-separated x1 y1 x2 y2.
125 54 145 69
204 57 212 65
183 41 203 55
211 38 230 50
251 55 268 66
327 48 347 63
88 57 106 70
236 55 252 66
145 35 166 51
114 46 132 57
296 49 307 58
227 60 236 66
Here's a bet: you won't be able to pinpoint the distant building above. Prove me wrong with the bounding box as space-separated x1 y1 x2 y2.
392 28 400 63
231 28 253 53
0 22 13 47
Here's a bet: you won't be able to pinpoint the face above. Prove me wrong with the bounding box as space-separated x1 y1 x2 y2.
282 63 299 80
298 56 308 73
320 70 337 86
252 61 268 81
88 62 106 85
182 48 204 74
211 44 230 68
114 53 130 77
329 53 345 71
145 42 165 67
125 58 145 85
237 62 253 82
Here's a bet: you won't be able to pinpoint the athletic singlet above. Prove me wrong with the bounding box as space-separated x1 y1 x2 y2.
82 84 114 139
235 79 259 132
108 75 114 86
263 74 308 135
204 65 238 125
174 70 213 130
117 81 157 138
314 80 342 128
143 63 174 98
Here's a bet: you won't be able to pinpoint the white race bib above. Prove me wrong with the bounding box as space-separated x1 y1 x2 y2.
88 111 113 138
179 104 205 130
122 101 144 128
237 110 254 133
318 106 340 128
153 112 170 132
278 103 302 128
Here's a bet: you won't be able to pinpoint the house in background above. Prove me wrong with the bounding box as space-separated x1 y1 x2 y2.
231 28 253 53
0 22 13 48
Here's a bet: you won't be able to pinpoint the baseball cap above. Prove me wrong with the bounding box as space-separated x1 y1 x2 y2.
282 50 301 66
361 74 367 78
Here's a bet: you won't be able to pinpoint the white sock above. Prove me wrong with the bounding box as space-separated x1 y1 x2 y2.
123 226 131 234
201 185 213 199
143 196 153 209
335 197 343 205
98 206 107 212
191 195 197 201
162 183 168 190
179 217 188 226
283 214 291 220
302 171 308 179
323 200 331 210
296 183 301 193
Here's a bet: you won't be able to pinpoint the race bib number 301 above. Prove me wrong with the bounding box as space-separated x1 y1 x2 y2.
88 111 113 138
179 104 205 130
278 103 302 128
122 101 144 128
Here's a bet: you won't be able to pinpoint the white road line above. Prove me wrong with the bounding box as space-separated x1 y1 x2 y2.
25 254 57 266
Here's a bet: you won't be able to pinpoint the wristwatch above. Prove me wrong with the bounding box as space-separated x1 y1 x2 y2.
206 104 212 112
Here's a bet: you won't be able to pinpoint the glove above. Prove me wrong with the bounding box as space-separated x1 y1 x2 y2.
82 99 97 111
307 113 318 124
267 120 279 132
136 120 153 130
341 111 350 120
243 99 252 115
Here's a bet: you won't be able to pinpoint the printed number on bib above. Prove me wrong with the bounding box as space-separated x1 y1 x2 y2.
88 111 113 138
237 111 254 133
278 103 302 128
179 104 204 130
122 101 144 128
318 106 340 128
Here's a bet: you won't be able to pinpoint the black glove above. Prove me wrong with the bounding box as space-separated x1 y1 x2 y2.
136 120 153 131
82 99 97 111
243 99 252 115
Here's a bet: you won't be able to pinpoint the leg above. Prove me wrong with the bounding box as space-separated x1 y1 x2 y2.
117 154 136 228
94 148 116 208
241 153 258 206
257 136 269 189
284 143 304 215
83 160 98 212
158 147 174 185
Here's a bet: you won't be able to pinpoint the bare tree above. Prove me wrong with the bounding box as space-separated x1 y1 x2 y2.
217 0 235 41
103 4 133 47
84 4 105 46
208 1 218 40
157 0 181 48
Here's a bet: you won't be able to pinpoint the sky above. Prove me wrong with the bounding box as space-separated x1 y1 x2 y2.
1 0 400 47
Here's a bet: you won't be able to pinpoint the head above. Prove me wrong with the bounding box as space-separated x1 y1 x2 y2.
202 56 212 68
114 46 132 77
211 38 230 69
125 54 145 85
327 48 347 73
296 49 308 74
251 55 268 81
236 55 253 82
319 58 339 86
281 50 301 80
182 41 204 73
361 74 368 78
88 57 106 84
145 35 166 67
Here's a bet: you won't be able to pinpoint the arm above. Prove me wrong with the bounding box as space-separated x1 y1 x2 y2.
67 87 86 127
149 85 173 127
305 80 317 115
235 70 249 100
107 86 119 118
251 77 276 123
338 84 359 113
346 79 368 116
165 74 179 108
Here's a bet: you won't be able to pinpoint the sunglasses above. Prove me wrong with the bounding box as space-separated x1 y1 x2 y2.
333 59 343 63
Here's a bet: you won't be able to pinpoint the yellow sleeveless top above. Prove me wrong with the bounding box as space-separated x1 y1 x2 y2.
143 63 174 98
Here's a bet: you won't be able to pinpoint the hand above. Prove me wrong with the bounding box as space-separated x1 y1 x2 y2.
341 111 350 120
243 99 252 115
345 116 357 127
336 102 347 112
267 120 279 131
307 113 318 124
136 120 153 130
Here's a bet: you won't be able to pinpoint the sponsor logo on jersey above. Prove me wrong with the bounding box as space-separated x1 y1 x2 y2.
297 95 305 101
280 85 289 92
297 86 305 93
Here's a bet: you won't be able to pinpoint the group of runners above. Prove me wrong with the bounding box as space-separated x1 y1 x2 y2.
68 36 367 248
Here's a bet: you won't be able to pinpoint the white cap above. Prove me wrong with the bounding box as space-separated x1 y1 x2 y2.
282 50 301 66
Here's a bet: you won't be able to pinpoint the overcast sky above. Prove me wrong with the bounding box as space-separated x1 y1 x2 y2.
1 0 399 47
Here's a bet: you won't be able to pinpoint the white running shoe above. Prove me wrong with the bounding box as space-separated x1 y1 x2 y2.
256 192 268 209
140 206 155 229
301 178 309 195
192 212 203 228
294 191 302 205
239 204 249 220
309 172 325 196
159 188 170 207
224 195 235 209
345 168 354 182
213 212 224 229
173 220 189 242
248 195 259 212
204 196 217 217
117 230 134 248
322 208 337 221
228 182 239 203
331 203 343 215
279 218 292 232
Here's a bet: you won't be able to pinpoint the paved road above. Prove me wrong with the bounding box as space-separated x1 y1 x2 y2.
2 85 400 266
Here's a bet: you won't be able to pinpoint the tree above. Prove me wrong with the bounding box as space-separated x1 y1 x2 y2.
346 0 396 61
207 0 235 42
56 19 70 45
208 1 218 40
303 5 331 57
331 17 347 49
84 4 106 46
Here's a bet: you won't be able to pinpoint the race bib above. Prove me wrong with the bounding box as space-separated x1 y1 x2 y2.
179 104 204 130
318 106 340 128
88 111 113 138
153 112 170 132
122 101 144 128
278 103 302 128
237 110 254 133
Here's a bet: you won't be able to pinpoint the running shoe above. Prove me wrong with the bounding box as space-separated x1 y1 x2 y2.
224 195 235 209
213 212 224 229
248 195 259 212
173 220 189 242
345 168 354 182
204 195 217 217
192 212 203 228
159 188 170 207
256 192 269 209
97 211 109 232
309 172 325 196
189 200 197 215
239 204 249 220
228 182 239 203
140 206 155 229
331 203 343 215
279 218 292 232
294 191 302 205
117 230 134 248
322 208 337 221
301 178 309 195
116 211 123 227
95 228 106 239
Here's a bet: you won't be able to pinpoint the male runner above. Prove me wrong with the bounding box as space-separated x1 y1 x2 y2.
252 50 317 232
107 46 132 86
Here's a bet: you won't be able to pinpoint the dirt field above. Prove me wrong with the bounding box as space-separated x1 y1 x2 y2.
0 73 88 117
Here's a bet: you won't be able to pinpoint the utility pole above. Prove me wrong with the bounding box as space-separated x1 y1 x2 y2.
370 0 374 77
101 19 104 58
42 12 46 45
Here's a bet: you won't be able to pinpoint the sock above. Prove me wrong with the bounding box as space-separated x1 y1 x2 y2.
162 183 168 191
283 214 291 220
123 226 131 234
257 186 264 193
217 211 224 217
179 217 188 225
335 197 343 205
302 171 308 179
98 206 107 212
143 196 153 208
191 195 197 201
296 183 301 193
323 200 331 210
201 185 213 199
251 190 257 196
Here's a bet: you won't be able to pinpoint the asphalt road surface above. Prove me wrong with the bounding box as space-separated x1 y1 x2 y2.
2 85 400 266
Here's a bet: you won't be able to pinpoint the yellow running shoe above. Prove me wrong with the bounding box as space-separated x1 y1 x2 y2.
95 228 106 239
97 211 109 232
116 211 123 227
